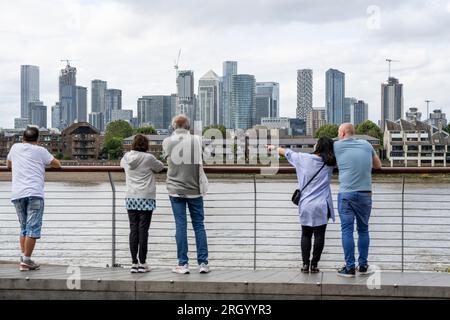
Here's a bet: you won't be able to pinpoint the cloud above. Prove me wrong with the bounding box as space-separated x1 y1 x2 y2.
0 0 449 128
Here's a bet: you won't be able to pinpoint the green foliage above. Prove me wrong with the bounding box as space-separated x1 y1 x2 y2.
55 152 64 160
443 124 450 134
355 120 384 145
314 124 339 139
102 137 123 160
134 126 157 135
63 155 71 161
203 125 227 138
105 120 133 144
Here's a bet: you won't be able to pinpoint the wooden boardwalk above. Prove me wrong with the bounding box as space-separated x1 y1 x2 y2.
1 262 450 299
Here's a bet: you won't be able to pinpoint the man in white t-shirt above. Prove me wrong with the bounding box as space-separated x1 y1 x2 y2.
6 127 61 271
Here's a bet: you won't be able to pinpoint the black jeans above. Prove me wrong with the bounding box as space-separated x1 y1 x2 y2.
301 224 327 266
128 210 153 264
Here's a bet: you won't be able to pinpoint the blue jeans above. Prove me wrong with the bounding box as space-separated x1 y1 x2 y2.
169 196 208 266
12 197 45 239
338 192 372 270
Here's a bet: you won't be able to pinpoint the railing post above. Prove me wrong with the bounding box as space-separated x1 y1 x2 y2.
253 174 257 271
108 171 117 268
401 175 405 273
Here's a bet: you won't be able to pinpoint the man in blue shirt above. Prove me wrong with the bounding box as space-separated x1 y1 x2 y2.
334 123 382 277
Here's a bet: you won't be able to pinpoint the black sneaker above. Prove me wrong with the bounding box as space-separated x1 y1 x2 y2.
301 263 310 274
337 266 356 278
310 265 320 273
130 264 139 274
357 265 373 275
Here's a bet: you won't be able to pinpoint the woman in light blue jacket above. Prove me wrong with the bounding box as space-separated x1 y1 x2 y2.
268 137 336 273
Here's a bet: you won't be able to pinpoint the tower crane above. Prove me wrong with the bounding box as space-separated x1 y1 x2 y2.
385 58 399 79
425 100 434 120
174 49 182 74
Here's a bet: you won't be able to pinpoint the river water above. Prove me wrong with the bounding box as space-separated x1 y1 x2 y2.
1 178 450 272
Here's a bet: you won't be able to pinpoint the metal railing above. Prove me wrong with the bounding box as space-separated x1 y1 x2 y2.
1 167 450 272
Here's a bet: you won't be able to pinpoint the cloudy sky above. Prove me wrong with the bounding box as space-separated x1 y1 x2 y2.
1 0 449 128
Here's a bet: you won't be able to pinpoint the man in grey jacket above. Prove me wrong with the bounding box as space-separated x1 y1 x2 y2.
163 115 210 274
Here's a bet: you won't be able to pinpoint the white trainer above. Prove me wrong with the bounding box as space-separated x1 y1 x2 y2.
130 264 139 273
172 264 190 274
199 263 210 274
138 263 151 273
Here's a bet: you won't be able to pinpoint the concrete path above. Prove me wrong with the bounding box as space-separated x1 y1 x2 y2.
1 263 450 300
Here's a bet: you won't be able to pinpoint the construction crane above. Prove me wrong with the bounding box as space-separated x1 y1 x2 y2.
425 100 434 120
385 58 399 79
174 49 182 74
60 59 78 67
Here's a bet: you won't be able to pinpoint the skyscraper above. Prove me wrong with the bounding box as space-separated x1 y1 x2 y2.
381 77 403 130
232 74 256 130
14 118 29 130
406 107 422 122
326 69 345 125
89 112 104 132
176 70 195 121
306 108 327 136
91 80 107 113
30 102 47 129
222 61 238 128
428 109 447 129
344 97 357 123
296 69 313 120
59 63 77 104
198 70 222 127
21 65 40 120
60 85 77 128
76 86 88 122
351 100 369 125
51 103 61 129
137 95 176 129
105 89 122 125
111 109 133 122
255 82 280 125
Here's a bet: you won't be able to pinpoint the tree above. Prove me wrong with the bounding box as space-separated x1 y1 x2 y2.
104 120 133 144
203 125 226 138
134 126 157 135
443 123 450 134
102 137 123 160
54 152 64 160
314 124 339 139
355 120 384 145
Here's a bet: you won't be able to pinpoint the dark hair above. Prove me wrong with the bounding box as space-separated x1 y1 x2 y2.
132 134 149 152
23 127 39 142
314 137 336 166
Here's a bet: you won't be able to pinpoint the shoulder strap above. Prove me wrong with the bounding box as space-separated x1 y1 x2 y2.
300 162 326 193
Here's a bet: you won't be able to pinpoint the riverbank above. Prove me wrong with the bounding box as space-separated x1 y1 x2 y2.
2 171 450 184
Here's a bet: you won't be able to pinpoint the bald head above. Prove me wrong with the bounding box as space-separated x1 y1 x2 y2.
172 114 190 130
338 123 355 140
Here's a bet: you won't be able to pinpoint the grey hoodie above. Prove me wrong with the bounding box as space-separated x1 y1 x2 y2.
120 151 165 200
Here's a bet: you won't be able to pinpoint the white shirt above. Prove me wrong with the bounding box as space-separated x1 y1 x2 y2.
7 143 54 201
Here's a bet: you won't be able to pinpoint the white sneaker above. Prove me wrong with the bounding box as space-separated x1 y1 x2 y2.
172 264 190 274
130 264 139 273
138 263 151 273
199 263 210 274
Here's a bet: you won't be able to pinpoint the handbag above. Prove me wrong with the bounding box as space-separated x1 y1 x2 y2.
292 162 326 206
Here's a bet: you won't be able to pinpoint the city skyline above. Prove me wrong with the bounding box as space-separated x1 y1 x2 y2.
1 0 450 128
